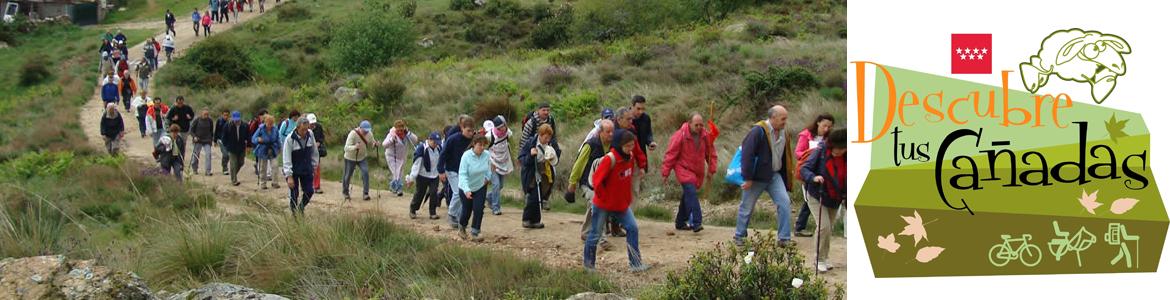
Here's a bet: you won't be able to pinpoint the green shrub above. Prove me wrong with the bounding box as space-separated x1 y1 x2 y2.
3 151 74 180
18 54 52 86
744 20 772 41
184 36 255 83
151 219 235 282
688 0 751 24
549 46 606 66
659 234 844 299
742 66 819 109
450 0 479 11
330 12 416 74
399 0 418 18
485 0 528 20
0 197 68 257
365 70 407 110
276 2 314 21
530 5 574 49
554 90 598 120
572 0 698 42
157 61 210 87
624 46 654 66
819 87 845 101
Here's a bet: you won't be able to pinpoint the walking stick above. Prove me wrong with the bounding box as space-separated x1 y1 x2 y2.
814 188 825 276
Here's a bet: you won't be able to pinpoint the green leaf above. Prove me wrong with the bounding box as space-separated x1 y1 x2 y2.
1104 113 1130 143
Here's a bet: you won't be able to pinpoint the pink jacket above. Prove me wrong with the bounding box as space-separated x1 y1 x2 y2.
795 129 820 158
661 122 717 187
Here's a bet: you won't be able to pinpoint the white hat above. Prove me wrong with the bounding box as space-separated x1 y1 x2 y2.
306 113 317 124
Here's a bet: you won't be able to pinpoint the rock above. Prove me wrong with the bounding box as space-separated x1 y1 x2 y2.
0 41 9 49
165 282 288 300
0 255 155 300
334 86 364 103
565 292 634 300
417 38 434 48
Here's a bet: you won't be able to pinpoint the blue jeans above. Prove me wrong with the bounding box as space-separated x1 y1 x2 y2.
488 172 505 213
446 171 462 223
734 174 793 241
342 159 369 197
583 204 642 269
675 183 702 228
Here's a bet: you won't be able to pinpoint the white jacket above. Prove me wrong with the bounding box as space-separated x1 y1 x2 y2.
407 146 441 182
381 127 418 161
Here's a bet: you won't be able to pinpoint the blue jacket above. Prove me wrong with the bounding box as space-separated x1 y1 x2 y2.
739 121 795 191
251 124 282 160
101 82 119 102
438 132 472 173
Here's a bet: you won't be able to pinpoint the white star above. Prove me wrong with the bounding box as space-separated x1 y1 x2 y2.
956 48 962 54
977 54 983 60
982 48 988 54
960 54 966 60
965 48 971 54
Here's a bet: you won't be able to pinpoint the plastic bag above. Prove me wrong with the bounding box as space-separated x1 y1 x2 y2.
725 146 744 186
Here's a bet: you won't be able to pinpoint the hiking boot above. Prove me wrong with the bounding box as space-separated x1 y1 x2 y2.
532 223 545 229
630 264 651 273
222 171 229 176
778 240 796 248
397 192 403 197
261 184 268 190
315 189 323 194
429 214 440 220
363 195 371 201
541 201 550 211
610 227 627 237
343 194 351 201
795 230 814 237
470 233 484 242
691 225 704 233
206 172 212 176
409 212 417 219
522 221 533 228
492 210 502 216
459 227 469 240
232 181 240 186
271 182 280 188
733 237 745 247
675 224 693 231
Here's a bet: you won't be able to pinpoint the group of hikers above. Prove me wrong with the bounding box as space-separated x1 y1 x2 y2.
95 1 847 275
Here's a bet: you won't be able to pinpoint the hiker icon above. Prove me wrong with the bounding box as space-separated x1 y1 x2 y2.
989 234 1043 267
1105 223 1140 268
1047 221 1096 267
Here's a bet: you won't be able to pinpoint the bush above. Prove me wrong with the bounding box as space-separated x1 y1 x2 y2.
19 54 52 86
473 97 519 126
688 0 751 24
538 66 574 89
659 234 844 299
365 70 407 110
485 0 528 20
572 0 698 42
330 12 416 74
549 46 606 66
744 20 771 40
157 61 209 88
151 220 235 282
624 46 654 66
819 87 845 101
554 90 598 120
184 36 255 83
530 5 574 49
742 66 819 109
276 2 314 21
450 0 479 11
399 0 418 18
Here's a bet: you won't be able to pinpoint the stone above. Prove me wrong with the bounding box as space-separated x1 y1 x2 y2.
334 86 364 103
0 255 155 300
165 282 289 300
565 292 634 300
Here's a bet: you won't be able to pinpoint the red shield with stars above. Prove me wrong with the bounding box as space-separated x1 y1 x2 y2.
951 34 992 74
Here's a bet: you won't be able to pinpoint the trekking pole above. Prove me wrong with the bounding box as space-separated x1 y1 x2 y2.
814 185 825 276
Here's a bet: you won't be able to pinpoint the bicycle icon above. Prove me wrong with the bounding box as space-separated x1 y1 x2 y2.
1047 221 1097 267
989 234 1043 267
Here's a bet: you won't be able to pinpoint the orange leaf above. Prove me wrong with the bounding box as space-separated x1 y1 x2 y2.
1110 198 1140 214
877 233 900 253
915 246 945 263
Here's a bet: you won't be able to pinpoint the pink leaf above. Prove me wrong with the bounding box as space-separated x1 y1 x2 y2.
1110 198 1140 214
877 233 900 253
898 210 928 246
1078 189 1102 215
915 246 945 263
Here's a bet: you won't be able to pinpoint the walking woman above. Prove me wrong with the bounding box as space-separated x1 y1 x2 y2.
252 115 282 189
457 135 493 242
583 130 649 273
343 120 376 201
794 113 835 237
800 128 847 273
407 132 443 219
144 98 168 146
155 125 187 182
518 124 558 228
382 119 418 197
100 103 125 156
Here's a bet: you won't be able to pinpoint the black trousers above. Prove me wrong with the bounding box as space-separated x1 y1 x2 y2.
410 176 440 215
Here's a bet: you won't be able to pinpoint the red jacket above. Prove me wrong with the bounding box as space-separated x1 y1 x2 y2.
661 122 717 187
591 148 636 212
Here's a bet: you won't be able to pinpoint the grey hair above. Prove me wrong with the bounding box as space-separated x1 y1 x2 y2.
767 105 787 118
599 119 615 130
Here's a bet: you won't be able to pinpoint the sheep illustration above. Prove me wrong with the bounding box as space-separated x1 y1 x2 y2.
1019 29 1131 104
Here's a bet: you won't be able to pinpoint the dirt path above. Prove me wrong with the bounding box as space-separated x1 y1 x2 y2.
78 4 845 292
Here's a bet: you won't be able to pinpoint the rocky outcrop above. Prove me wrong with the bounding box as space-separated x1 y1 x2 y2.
0 256 287 300
162 282 289 300
0 255 154 300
